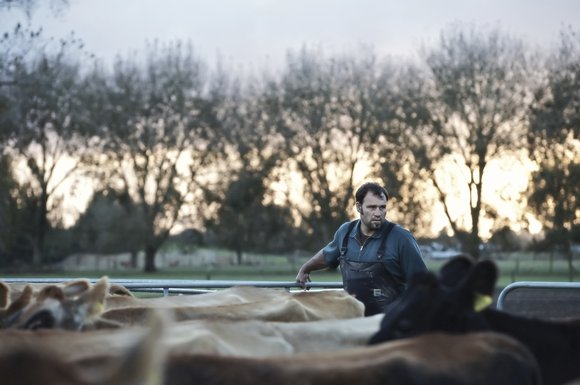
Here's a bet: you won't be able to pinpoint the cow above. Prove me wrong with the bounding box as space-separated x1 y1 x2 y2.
3 280 364 329
2 277 110 331
104 285 283 309
0 310 165 385
100 288 365 325
4 279 92 303
0 277 541 385
369 254 580 385
1 278 99 328
149 315 384 357
0 314 383 363
4 281 366 325
163 332 540 385
103 285 361 311
0 327 540 385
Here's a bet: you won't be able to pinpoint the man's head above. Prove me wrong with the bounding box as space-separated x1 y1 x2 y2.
355 182 389 231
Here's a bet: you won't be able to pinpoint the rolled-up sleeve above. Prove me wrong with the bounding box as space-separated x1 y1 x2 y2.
323 223 349 269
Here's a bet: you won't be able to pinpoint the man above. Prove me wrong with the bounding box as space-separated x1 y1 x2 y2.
295 182 428 316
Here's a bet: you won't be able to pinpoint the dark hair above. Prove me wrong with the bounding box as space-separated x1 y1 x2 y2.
355 182 389 204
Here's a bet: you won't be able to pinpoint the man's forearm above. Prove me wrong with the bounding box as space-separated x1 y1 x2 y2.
296 249 328 289
299 249 328 274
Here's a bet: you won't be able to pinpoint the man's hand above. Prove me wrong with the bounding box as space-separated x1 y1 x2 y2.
295 250 326 291
295 271 312 290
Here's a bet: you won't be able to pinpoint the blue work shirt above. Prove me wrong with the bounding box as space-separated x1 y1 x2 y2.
323 220 428 289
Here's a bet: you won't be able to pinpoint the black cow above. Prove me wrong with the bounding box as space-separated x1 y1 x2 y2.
368 255 580 385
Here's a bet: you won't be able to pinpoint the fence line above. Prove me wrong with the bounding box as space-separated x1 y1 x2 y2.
1 278 344 296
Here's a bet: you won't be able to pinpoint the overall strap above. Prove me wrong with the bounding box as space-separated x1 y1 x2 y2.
376 221 396 260
339 220 358 257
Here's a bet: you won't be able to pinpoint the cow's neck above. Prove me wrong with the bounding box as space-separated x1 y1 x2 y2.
484 308 580 385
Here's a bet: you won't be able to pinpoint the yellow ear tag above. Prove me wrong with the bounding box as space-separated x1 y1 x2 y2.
93 301 105 316
473 293 493 312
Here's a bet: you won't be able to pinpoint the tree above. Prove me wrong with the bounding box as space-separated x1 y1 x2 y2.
0 154 27 266
276 47 396 243
0 25 93 267
400 24 533 257
203 67 295 262
74 189 146 257
489 225 523 252
344 58 435 234
528 27 580 278
0 0 69 16
209 171 297 263
87 42 222 272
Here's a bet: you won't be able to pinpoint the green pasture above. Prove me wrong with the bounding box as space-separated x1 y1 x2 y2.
1 251 578 291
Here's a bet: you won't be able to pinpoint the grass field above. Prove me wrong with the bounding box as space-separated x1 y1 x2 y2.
2 251 578 290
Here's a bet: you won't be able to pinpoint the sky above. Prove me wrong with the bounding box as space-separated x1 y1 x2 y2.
2 0 580 72
0 0 577 234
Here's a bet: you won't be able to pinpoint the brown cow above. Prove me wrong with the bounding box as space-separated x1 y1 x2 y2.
3 280 364 330
104 285 282 309
0 310 165 385
1 278 96 327
4 279 92 303
0 329 540 385
101 288 365 324
2 277 109 331
0 284 541 385
163 332 540 385
0 315 383 363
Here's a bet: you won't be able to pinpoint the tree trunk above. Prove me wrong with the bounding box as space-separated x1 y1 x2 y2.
130 250 138 269
467 231 480 260
144 245 157 272
31 242 42 269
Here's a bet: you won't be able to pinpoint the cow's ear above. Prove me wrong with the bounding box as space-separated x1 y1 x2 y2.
37 285 65 302
468 260 498 311
63 279 91 298
83 276 110 319
438 254 475 288
7 285 33 315
405 271 440 306
109 284 134 297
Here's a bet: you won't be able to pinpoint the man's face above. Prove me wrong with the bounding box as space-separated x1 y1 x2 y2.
357 192 387 230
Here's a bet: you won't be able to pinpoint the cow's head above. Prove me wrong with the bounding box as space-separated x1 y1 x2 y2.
368 255 498 345
4 276 109 331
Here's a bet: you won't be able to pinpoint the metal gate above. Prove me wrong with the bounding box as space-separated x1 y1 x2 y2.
496 281 580 319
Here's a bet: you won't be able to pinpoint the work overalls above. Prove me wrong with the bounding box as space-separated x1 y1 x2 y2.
339 221 401 316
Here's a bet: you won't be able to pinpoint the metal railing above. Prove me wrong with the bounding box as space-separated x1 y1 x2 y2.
1 278 344 296
497 281 580 309
496 281 580 318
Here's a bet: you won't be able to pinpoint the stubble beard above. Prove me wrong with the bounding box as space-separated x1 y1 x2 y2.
369 219 383 230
